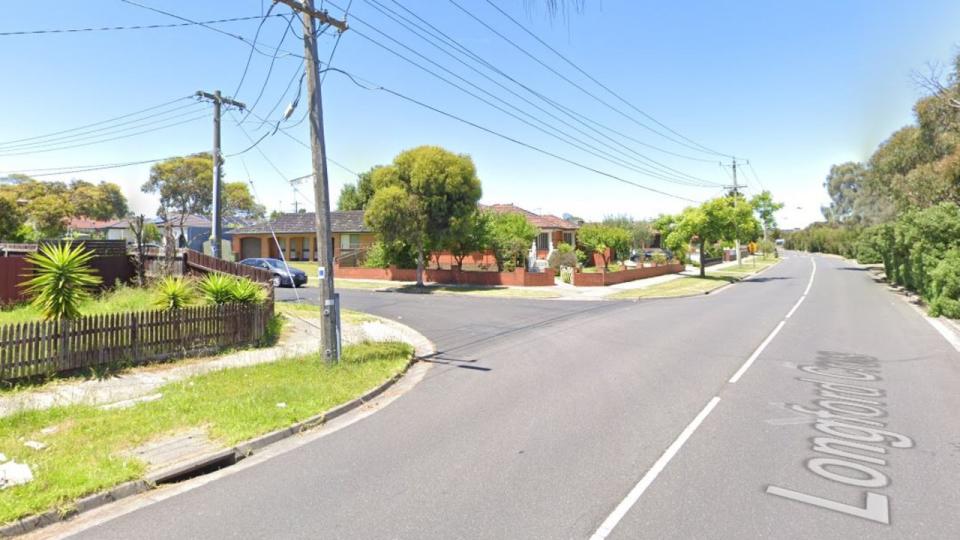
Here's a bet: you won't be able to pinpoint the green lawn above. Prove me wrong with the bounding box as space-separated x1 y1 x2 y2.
0 341 411 525
0 285 159 325
609 257 782 300
609 275 735 299
393 284 560 299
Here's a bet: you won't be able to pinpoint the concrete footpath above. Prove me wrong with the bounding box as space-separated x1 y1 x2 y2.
0 312 431 419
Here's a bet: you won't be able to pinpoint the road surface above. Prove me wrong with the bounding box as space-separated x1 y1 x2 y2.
68 254 960 539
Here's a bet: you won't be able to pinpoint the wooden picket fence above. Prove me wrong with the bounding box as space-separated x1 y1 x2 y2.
0 301 274 381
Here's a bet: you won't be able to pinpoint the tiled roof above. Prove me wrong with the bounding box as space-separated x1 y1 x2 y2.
155 214 213 228
231 211 370 234
479 203 579 230
67 217 114 230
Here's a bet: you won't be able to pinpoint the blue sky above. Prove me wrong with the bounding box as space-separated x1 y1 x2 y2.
1 1 958 228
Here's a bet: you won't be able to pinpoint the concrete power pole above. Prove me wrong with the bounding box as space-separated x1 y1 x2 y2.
196 90 245 259
275 0 348 361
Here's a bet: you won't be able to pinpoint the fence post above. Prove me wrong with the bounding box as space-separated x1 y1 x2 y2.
130 313 139 363
58 318 70 371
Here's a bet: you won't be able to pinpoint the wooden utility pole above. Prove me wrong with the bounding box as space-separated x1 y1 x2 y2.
274 0 348 361
196 90 245 259
732 158 741 265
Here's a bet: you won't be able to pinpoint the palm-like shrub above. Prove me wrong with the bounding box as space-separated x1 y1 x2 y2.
22 242 102 320
229 277 267 305
154 276 193 310
198 273 235 305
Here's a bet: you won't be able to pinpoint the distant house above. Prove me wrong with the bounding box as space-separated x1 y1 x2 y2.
153 213 214 252
65 217 115 238
481 203 580 269
229 211 373 265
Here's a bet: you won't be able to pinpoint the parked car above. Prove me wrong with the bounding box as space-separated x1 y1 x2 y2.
239 258 308 288
629 248 673 263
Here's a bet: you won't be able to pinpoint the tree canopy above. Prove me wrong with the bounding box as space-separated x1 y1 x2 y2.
487 211 537 271
665 195 760 277
578 223 632 269
143 153 213 223
364 145 482 286
0 176 129 238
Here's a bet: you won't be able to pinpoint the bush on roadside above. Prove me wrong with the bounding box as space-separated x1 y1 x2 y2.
547 242 577 273
652 252 668 266
22 242 102 320
928 248 960 318
154 276 193 310
230 277 268 305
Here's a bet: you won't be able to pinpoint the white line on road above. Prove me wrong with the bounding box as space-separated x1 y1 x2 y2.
728 320 787 383
589 396 721 540
926 317 960 353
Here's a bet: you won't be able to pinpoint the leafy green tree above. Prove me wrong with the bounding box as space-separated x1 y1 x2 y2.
577 223 632 270
223 181 266 221
669 196 760 277
487 211 538 272
22 242 102 320
68 180 128 220
445 210 489 269
750 190 784 241
28 194 73 238
364 146 482 286
142 153 213 227
0 196 23 240
336 166 381 211
603 214 655 250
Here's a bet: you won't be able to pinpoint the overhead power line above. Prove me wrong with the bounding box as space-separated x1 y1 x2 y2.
326 0 714 188
323 67 700 203
362 0 720 187
0 113 210 157
483 0 731 159
0 13 286 36
0 95 195 147
449 0 732 158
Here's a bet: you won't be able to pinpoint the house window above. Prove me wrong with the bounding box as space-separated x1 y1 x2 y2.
340 233 361 250
536 232 549 251
562 232 574 246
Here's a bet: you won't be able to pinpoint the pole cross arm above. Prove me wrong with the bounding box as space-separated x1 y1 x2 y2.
273 0 349 32
195 91 246 110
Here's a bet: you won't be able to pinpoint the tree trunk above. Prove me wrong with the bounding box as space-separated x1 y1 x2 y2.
416 240 425 288
699 240 706 278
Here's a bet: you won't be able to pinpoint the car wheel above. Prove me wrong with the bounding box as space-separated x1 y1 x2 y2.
272 275 282 288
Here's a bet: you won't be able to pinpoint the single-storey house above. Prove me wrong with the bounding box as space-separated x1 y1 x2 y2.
65 217 115 238
229 211 374 266
480 203 579 269
229 205 578 271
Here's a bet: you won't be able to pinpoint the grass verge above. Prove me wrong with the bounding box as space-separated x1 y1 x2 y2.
393 284 560 299
609 275 735 299
275 302 376 324
0 340 411 525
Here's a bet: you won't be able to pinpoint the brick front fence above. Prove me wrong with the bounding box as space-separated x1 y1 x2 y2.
335 266 554 287
572 262 683 287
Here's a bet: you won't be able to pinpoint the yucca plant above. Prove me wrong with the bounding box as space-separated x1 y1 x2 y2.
154 276 193 310
198 273 236 305
229 277 267 305
22 242 102 320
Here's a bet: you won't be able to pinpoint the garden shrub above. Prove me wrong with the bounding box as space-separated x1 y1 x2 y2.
154 276 193 310
928 248 960 318
559 267 573 284
547 242 577 272
652 252 668 266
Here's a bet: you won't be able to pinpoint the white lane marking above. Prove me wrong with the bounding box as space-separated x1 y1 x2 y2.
728 320 787 383
589 397 721 540
926 317 960 353
732 256 817 382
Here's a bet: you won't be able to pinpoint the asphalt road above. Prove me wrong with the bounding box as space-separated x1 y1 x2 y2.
69 254 960 539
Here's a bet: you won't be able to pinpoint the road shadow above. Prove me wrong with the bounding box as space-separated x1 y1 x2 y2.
838 267 870 272
741 276 792 283
419 352 492 372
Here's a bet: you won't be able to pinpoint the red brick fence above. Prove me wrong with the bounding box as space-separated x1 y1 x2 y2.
572 262 684 287
335 265 555 287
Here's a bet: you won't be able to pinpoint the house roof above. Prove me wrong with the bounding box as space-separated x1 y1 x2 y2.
67 217 114 230
231 211 370 235
155 214 213 228
480 203 580 230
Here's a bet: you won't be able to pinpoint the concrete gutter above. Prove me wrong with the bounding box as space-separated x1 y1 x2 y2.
0 320 434 538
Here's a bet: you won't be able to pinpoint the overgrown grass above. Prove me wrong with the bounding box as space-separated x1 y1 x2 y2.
393 284 560 299
0 341 411 525
708 256 780 278
275 302 376 324
0 284 162 325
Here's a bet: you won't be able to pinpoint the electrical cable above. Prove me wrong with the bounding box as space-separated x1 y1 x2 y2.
484 0 732 158
363 0 719 186
0 13 285 36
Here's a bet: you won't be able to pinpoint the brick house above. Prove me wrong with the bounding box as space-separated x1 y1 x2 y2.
481 204 579 269
229 205 578 270
229 211 374 266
